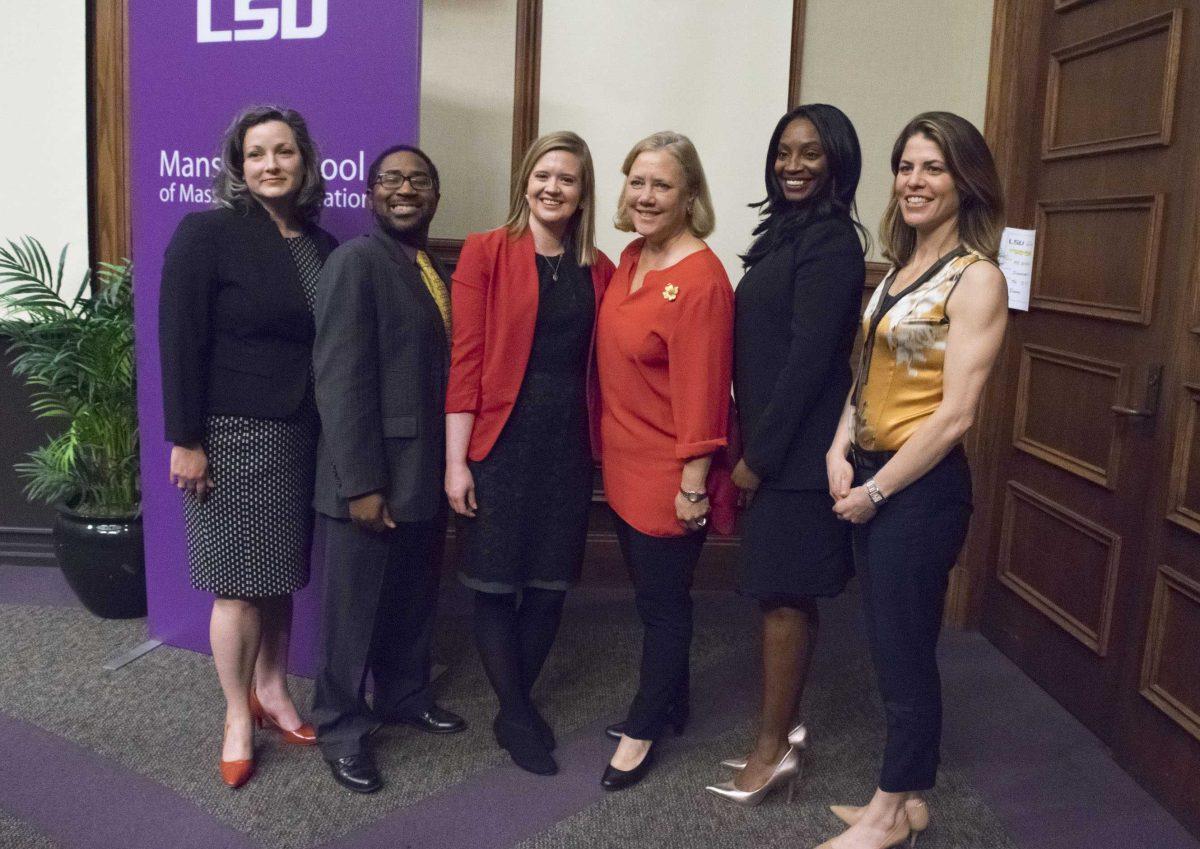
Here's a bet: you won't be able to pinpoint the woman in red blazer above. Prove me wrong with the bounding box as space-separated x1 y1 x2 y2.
445 131 615 775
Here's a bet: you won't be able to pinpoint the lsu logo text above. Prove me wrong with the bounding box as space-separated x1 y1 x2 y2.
197 0 328 43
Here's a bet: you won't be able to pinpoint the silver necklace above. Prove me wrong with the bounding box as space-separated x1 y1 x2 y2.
540 252 565 282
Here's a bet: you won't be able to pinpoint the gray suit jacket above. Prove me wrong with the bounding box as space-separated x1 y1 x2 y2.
312 222 450 521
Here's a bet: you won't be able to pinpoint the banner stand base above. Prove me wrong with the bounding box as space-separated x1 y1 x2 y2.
103 638 163 672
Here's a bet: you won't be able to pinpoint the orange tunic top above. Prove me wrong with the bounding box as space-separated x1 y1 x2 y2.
597 239 734 537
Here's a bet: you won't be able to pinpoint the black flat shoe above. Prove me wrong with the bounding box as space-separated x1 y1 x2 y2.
605 704 689 741
400 705 467 734
494 716 558 775
327 754 382 793
530 706 556 750
601 744 655 791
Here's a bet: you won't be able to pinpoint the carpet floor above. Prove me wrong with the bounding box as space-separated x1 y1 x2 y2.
0 570 1194 849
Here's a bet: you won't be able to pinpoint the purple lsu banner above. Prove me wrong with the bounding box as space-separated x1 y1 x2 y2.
130 0 422 673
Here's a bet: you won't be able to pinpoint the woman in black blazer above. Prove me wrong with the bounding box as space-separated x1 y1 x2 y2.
705 104 866 805
159 105 336 788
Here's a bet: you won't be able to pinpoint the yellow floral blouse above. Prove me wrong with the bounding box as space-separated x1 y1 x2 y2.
852 248 987 451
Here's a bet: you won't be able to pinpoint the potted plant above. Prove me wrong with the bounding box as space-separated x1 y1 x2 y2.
0 237 144 619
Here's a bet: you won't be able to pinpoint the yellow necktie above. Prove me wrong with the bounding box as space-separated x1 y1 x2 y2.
415 250 451 340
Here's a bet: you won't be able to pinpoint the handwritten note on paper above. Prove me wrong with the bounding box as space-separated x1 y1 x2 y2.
998 227 1035 311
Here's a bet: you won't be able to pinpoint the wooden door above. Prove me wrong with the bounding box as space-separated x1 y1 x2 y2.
976 0 1200 833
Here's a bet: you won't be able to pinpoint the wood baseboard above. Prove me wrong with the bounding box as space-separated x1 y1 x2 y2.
0 526 55 566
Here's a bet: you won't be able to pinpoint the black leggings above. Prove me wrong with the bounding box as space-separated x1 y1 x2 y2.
473 587 566 727
852 445 972 792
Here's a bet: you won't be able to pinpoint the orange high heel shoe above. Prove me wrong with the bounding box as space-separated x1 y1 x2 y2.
249 688 317 746
219 758 255 789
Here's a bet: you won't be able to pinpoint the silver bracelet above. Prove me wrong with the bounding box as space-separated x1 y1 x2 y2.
679 488 709 503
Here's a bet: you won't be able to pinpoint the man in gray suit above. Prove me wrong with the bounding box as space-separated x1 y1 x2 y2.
311 144 465 794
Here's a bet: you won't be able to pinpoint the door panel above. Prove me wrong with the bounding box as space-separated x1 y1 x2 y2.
979 0 1200 834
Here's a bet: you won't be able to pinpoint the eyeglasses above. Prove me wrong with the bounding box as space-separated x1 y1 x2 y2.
374 170 434 191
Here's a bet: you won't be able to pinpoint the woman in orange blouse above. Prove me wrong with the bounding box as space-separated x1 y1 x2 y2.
596 131 734 790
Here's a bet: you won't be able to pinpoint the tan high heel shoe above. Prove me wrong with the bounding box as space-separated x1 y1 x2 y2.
705 745 801 806
812 813 915 849
829 798 929 832
720 723 808 770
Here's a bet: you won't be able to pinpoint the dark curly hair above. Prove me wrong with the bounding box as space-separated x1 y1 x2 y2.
213 105 326 223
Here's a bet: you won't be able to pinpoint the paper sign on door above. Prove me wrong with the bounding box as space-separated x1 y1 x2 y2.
998 227 1035 311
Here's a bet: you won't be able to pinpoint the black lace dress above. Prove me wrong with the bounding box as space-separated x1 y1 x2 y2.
458 252 595 593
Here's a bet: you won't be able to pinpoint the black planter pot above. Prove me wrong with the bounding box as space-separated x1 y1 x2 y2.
53 508 147 619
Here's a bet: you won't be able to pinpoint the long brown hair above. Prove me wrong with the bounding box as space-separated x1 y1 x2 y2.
880 112 1003 265
505 131 598 266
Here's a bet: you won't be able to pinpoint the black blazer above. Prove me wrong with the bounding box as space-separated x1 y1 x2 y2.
734 215 865 490
311 224 451 523
158 204 338 444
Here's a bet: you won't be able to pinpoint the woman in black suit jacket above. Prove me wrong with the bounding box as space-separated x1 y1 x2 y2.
705 104 866 805
159 105 336 788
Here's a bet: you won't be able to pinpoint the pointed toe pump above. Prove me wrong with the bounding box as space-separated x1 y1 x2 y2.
706 745 800 806
830 798 929 832
720 722 809 770
249 689 317 746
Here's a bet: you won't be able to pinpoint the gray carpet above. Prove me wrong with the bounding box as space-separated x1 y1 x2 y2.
0 810 58 849
0 588 1019 848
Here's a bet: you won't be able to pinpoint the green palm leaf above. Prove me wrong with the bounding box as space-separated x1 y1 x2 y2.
0 237 139 517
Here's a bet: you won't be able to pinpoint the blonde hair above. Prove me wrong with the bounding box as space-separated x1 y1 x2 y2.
614 131 715 239
880 112 1004 265
504 131 598 265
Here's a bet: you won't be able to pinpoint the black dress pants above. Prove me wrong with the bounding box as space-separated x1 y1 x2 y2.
613 513 707 741
312 512 443 760
851 445 972 792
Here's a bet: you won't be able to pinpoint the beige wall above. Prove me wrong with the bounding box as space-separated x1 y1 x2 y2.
539 0 794 283
418 0 995 267
420 0 517 240
801 0 994 261
0 1 89 288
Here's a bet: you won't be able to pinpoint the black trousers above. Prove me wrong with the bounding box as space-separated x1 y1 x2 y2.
612 513 707 740
312 512 443 760
852 445 972 792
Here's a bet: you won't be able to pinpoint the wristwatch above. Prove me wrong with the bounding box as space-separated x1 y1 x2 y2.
864 478 887 506
679 488 709 503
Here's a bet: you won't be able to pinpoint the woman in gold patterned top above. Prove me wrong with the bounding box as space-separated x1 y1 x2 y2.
816 112 1007 849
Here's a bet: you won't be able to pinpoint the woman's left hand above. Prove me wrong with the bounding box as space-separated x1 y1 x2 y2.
675 491 711 532
833 485 877 524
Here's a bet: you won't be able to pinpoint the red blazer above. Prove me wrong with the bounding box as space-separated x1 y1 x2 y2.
446 226 616 462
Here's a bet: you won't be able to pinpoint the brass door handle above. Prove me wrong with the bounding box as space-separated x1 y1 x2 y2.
1111 365 1162 419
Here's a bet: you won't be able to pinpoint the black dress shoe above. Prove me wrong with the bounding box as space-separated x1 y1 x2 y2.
400 705 467 734
600 744 655 791
327 754 382 793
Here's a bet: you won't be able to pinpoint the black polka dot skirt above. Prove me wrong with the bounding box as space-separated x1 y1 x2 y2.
184 405 319 597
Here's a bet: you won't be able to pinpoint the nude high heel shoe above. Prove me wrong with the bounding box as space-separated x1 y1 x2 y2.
720 723 808 770
705 746 801 806
812 814 915 849
830 798 929 832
